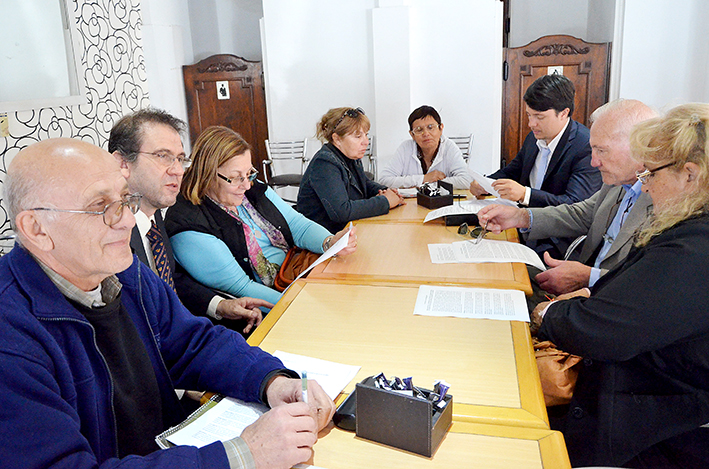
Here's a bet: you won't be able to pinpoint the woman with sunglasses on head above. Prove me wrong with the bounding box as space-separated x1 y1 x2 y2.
297 107 404 232
530 103 709 468
164 126 356 306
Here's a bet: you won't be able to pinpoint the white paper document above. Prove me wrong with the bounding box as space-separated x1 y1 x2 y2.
470 170 501 197
166 397 267 448
414 284 529 322
428 238 546 271
284 223 353 293
397 187 419 198
273 351 361 400
422 198 518 223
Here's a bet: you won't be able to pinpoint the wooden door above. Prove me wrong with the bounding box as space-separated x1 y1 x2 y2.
183 54 269 171
501 35 610 166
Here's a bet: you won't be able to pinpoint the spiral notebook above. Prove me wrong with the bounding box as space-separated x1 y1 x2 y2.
155 394 268 449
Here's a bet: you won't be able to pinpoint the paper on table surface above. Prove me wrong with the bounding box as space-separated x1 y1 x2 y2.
283 223 353 293
422 198 517 223
166 397 267 448
428 238 546 271
273 351 361 400
397 187 419 198
470 170 501 197
414 284 529 322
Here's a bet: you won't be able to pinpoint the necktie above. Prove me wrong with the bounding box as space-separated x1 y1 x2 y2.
531 146 551 189
146 220 176 292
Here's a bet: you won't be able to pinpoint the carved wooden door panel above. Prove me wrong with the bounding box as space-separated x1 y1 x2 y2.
501 35 610 166
183 55 269 171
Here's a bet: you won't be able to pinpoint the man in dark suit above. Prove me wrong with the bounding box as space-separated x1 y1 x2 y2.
471 74 602 256
109 109 270 335
471 74 601 208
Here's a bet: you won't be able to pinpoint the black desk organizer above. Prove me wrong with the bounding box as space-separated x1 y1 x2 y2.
354 378 453 457
417 180 454 210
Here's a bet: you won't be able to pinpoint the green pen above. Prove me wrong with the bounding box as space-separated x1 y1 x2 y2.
301 371 308 404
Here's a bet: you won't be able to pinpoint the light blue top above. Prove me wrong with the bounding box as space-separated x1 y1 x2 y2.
588 179 643 286
170 187 331 305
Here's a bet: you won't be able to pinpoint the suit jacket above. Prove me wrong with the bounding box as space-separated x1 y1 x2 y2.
130 210 215 317
489 119 601 207
528 184 653 276
538 214 709 466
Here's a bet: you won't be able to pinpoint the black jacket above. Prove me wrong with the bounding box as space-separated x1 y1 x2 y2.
539 214 709 466
164 181 294 284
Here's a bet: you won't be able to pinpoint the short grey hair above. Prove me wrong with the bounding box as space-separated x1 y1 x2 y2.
5 159 56 232
590 99 659 142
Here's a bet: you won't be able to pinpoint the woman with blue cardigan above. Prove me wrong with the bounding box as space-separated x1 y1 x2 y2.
297 107 403 232
165 126 356 305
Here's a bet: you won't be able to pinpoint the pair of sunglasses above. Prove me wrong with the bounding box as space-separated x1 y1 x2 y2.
333 107 365 130
458 221 488 245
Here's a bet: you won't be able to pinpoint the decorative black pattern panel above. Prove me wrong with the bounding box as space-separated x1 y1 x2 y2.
0 0 150 252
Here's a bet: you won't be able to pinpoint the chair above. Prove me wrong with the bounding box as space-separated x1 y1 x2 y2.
0 233 16 257
363 136 376 180
262 139 308 201
448 134 474 162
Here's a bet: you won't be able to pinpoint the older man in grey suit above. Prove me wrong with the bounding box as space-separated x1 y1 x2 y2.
478 99 657 296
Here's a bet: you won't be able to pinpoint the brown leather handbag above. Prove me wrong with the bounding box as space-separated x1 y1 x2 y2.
274 247 320 292
533 339 583 407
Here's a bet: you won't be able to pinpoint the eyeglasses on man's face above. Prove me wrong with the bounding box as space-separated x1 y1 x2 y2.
217 168 259 185
333 107 365 131
137 151 191 168
636 162 674 184
28 193 142 227
411 123 441 136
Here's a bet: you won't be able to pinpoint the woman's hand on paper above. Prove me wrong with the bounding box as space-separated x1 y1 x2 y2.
331 225 357 257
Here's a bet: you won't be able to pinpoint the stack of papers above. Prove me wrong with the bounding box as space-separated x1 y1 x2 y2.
160 352 361 449
413 284 529 322
428 238 546 271
423 198 517 223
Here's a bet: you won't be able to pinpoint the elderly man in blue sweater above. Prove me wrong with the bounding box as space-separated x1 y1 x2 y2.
0 138 334 469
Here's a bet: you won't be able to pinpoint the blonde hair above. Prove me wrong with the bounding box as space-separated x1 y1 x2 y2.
316 107 370 143
630 103 709 246
181 126 253 204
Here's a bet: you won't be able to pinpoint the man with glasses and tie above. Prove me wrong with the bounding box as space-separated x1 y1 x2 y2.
379 105 473 189
471 73 602 257
1 137 333 469
478 99 657 298
109 109 269 335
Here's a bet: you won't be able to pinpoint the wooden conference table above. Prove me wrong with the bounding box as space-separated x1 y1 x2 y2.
308 222 533 295
357 190 473 225
299 421 570 469
249 281 548 429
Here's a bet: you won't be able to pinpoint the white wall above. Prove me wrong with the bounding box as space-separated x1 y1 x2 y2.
586 0 616 43
262 0 503 176
141 0 193 128
188 0 264 62
509 0 590 47
615 0 709 110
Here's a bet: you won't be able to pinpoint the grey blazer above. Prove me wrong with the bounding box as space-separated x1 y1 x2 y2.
527 184 653 277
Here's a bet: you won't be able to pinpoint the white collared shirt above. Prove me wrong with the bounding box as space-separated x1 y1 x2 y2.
134 210 157 272
521 118 571 206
